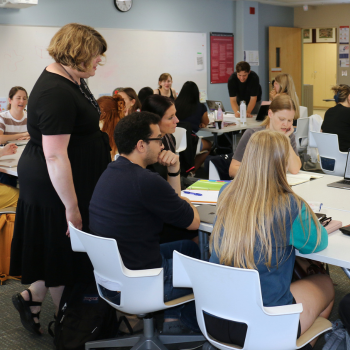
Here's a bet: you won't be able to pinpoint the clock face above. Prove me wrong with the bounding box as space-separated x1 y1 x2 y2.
114 0 132 12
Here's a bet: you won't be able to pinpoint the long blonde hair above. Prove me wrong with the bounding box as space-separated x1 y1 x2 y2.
262 94 296 127
210 130 321 269
274 73 300 119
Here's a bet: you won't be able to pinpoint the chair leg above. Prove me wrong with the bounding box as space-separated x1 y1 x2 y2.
85 334 141 349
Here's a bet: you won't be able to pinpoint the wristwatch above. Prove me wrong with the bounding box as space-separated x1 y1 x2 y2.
168 169 181 177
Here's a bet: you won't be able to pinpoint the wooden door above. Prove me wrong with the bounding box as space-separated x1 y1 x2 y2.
269 27 302 101
313 44 326 107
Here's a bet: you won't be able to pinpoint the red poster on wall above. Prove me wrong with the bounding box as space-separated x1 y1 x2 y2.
210 32 234 84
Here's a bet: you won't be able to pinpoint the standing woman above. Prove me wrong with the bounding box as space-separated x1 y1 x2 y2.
10 23 111 335
118 87 141 116
269 73 300 122
154 73 177 100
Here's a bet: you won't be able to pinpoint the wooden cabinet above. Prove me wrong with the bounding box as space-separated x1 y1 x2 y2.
303 43 337 108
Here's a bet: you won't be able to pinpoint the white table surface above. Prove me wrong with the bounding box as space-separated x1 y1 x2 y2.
197 174 350 269
0 144 25 177
199 115 263 134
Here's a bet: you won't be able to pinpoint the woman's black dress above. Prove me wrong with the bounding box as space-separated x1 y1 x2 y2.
10 70 111 287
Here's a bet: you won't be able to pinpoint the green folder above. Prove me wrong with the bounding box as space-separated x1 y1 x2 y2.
187 180 231 191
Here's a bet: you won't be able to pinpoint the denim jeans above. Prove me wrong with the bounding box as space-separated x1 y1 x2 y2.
161 239 200 332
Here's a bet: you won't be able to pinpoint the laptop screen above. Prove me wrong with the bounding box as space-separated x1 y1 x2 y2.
344 149 350 180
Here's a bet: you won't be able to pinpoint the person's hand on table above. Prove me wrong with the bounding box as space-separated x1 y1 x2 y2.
17 136 30 140
158 150 179 169
199 123 207 129
0 143 18 157
235 111 240 118
247 113 253 118
66 205 82 237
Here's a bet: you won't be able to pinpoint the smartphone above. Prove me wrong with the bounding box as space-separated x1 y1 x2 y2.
316 213 326 220
340 225 350 236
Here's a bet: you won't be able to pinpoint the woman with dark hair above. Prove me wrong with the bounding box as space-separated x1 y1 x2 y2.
118 87 142 116
10 23 111 335
98 94 125 158
175 81 211 171
138 86 154 105
321 84 350 152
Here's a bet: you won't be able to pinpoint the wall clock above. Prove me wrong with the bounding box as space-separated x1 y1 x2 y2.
114 0 132 12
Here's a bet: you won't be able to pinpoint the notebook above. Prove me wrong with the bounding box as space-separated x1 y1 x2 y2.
181 190 219 204
287 173 323 186
327 150 350 189
196 204 217 224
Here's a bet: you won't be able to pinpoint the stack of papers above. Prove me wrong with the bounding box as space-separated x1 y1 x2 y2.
187 179 230 191
287 173 323 186
181 190 219 204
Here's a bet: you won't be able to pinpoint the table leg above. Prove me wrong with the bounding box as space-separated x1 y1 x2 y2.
198 230 209 261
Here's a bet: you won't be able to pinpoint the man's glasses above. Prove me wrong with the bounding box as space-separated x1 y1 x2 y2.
145 138 163 146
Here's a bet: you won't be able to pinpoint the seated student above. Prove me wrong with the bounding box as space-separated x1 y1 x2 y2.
0 143 19 208
154 73 177 100
89 112 201 334
321 84 350 152
138 86 154 105
118 88 142 116
98 94 125 159
229 94 301 178
0 86 29 144
175 81 211 172
269 73 300 125
209 130 334 349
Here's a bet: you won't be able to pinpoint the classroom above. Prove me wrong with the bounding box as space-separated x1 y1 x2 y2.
1 1 350 350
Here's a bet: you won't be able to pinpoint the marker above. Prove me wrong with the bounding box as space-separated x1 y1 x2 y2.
183 191 203 196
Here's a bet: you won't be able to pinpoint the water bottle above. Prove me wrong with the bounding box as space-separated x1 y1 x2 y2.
240 101 246 125
217 105 223 121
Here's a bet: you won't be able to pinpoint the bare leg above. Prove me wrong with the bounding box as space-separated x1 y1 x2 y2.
194 139 212 172
290 274 334 346
21 280 48 333
49 285 65 315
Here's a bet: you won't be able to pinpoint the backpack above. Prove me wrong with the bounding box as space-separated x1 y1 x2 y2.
323 320 350 350
48 282 117 350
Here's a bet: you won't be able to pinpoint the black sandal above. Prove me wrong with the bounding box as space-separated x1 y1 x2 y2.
12 288 42 335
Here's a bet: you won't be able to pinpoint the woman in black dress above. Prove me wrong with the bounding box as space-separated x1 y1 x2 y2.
10 23 111 335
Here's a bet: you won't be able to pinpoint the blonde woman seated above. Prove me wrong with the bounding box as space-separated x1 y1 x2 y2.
270 74 300 125
229 94 301 178
209 130 334 348
98 94 125 159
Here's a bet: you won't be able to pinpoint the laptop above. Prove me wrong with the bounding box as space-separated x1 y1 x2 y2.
206 100 233 113
327 150 350 189
256 102 271 121
196 204 217 224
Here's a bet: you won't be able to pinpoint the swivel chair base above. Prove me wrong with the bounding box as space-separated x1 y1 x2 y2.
84 315 205 350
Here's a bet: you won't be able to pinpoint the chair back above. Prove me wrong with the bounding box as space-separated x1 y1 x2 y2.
310 131 347 176
69 223 166 314
299 106 308 119
294 117 309 152
173 251 302 350
173 127 187 153
209 161 220 180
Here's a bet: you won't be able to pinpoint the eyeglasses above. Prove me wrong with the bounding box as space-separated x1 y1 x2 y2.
144 138 163 146
320 216 332 227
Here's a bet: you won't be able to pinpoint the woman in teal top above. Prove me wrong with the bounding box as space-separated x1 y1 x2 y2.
209 130 334 348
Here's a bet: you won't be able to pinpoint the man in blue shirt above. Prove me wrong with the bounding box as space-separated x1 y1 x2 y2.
89 111 200 334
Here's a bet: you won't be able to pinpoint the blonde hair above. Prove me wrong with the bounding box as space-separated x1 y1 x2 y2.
331 84 350 103
158 73 173 89
262 94 296 127
210 130 321 269
48 23 107 72
274 74 300 119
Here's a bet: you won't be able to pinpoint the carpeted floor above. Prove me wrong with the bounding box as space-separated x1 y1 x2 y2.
1 264 349 350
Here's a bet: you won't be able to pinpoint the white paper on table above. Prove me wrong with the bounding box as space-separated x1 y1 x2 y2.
223 114 237 123
181 190 219 204
287 173 323 186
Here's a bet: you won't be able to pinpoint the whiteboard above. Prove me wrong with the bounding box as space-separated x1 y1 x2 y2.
0 25 207 100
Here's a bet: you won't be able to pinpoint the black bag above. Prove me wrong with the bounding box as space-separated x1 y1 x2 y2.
340 293 350 335
205 153 233 180
49 282 117 350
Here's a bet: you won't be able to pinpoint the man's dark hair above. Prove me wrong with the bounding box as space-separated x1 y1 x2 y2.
236 61 250 73
114 111 161 155
138 87 154 105
142 94 174 118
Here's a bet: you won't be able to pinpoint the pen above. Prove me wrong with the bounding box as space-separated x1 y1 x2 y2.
183 191 203 196
319 203 323 212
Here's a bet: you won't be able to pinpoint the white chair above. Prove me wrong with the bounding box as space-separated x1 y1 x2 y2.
173 127 187 153
69 223 204 350
309 131 347 176
173 251 332 350
299 106 308 119
209 161 220 180
294 117 309 152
